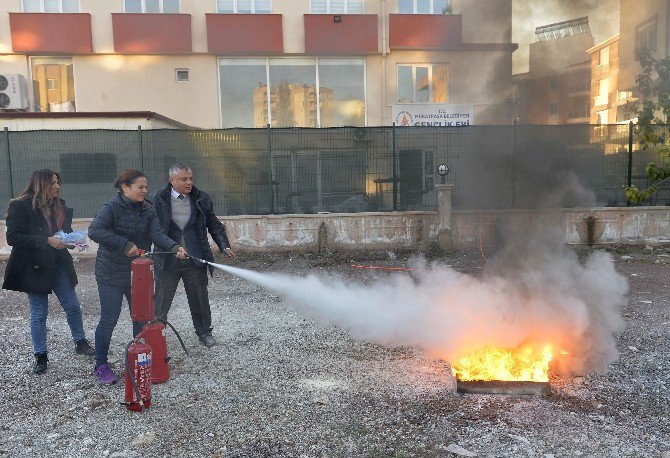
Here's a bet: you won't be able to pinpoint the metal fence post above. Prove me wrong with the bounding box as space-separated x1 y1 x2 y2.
627 121 633 188
267 123 274 214
4 127 14 198
138 125 144 171
512 123 516 208
392 122 397 211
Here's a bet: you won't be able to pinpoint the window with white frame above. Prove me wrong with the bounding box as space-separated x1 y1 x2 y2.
398 0 450 14
22 0 79 13
310 0 363 14
397 64 448 103
124 0 179 13
217 0 271 13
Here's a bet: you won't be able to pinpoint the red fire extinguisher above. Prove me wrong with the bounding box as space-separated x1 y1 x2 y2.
130 255 154 323
124 338 152 412
137 319 189 384
131 251 189 384
138 322 167 383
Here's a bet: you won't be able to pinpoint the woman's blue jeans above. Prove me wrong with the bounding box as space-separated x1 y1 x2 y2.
28 265 86 355
94 283 145 367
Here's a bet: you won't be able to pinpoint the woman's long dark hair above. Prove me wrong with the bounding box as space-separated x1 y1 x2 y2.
11 169 63 219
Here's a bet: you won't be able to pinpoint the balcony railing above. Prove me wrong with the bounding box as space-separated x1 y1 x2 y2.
207 14 283 54
389 14 462 49
9 13 93 53
112 13 192 53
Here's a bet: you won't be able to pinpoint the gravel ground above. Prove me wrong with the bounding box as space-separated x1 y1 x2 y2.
0 247 668 458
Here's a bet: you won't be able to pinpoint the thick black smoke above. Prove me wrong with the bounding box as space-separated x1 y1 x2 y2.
513 0 620 74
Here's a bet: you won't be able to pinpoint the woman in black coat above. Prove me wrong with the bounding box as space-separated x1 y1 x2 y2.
2 169 95 374
88 169 187 385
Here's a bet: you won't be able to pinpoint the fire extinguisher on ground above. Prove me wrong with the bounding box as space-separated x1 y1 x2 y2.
130 252 189 386
124 338 152 412
137 319 188 384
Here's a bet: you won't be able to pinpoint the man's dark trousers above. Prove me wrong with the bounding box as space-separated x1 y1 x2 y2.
155 258 211 336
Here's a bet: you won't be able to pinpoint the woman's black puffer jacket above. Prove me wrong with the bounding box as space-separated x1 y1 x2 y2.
88 194 178 287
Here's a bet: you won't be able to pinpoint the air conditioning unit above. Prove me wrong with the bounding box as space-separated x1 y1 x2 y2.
0 74 29 111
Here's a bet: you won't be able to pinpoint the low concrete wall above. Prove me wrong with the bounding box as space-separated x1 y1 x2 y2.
0 212 439 259
452 207 670 248
0 207 669 259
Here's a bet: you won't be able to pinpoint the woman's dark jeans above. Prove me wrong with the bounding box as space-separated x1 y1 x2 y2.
28 264 87 355
94 283 145 367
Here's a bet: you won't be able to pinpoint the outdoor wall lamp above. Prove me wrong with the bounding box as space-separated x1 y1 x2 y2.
333 15 342 22
437 163 449 184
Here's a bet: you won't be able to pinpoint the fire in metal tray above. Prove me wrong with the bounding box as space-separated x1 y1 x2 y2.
451 343 559 395
456 379 551 396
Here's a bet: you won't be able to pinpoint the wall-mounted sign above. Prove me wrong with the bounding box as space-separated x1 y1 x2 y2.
392 104 474 127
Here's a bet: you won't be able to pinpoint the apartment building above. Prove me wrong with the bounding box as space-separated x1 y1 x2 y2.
617 0 670 123
619 0 670 88
587 34 622 125
0 0 516 128
512 17 593 125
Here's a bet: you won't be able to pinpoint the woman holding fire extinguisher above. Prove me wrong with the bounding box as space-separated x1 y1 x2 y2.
88 169 188 385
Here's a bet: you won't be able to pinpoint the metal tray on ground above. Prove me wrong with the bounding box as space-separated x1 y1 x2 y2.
456 379 551 396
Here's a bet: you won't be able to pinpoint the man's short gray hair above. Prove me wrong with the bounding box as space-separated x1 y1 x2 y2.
168 163 191 178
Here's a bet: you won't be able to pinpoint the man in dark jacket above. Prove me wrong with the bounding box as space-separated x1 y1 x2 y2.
149 164 236 347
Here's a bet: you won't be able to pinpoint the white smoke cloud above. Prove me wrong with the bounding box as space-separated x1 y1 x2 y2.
213 224 627 376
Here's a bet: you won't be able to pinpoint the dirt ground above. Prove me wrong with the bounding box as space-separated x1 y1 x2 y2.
0 247 668 458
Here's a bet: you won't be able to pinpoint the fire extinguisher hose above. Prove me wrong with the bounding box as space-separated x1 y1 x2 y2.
156 318 190 357
125 339 145 412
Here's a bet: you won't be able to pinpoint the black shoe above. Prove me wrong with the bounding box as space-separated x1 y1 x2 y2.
33 354 48 374
75 339 95 356
198 333 215 348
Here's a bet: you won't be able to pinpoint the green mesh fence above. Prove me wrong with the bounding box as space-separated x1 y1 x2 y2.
1 125 669 219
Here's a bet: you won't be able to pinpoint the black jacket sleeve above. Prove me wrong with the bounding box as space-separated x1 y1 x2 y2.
203 194 230 251
5 201 49 251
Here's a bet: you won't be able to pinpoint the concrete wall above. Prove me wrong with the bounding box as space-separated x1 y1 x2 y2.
74 55 220 128
451 207 670 248
1 207 668 259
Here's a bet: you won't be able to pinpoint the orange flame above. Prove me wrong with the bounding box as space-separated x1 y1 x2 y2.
451 343 554 382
